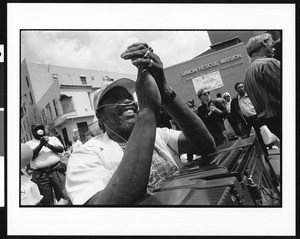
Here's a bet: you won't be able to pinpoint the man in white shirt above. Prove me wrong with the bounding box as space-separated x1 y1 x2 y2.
25 124 71 205
66 42 216 205
71 135 82 152
230 82 268 157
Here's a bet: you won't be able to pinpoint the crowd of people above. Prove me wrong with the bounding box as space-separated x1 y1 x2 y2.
21 33 281 205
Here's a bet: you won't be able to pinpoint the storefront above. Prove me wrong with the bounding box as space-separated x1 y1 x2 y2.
164 42 251 105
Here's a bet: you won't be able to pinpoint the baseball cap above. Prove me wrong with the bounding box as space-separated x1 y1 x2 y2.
93 78 136 111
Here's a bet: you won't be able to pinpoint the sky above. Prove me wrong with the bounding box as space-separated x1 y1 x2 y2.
21 31 211 75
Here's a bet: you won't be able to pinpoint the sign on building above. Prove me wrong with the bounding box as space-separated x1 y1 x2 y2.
192 70 224 94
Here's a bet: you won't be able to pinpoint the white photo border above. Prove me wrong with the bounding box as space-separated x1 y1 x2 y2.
7 3 296 236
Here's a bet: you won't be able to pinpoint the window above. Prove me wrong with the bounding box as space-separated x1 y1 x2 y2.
29 92 33 104
23 121 26 131
53 99 59 117
26 76 30 88
21 104 27 119
41 109 46 124
91 76 95 81
103 76 114 82
26 117 29 130
21 125 23 134
46 103 53 119
26 134 29 142
87 92 93 109
80 75 87 85
52 74 59 80
60 95 74 114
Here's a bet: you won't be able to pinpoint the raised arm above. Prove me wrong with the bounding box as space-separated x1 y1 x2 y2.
86 70 161 205
163 90 216 155
121 43 216 156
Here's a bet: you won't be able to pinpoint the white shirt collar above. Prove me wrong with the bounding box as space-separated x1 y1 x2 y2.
238 92 248 99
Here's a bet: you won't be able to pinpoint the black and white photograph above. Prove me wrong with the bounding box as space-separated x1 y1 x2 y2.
20 29 282 207
6 3 297 237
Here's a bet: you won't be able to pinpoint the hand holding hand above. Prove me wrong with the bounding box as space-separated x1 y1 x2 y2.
40 136 49 146
120 43 167 95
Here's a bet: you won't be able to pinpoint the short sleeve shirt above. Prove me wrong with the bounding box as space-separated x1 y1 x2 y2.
25 137 63 169
65 128 182 205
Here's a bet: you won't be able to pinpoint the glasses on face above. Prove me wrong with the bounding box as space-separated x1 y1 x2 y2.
202 91 210 96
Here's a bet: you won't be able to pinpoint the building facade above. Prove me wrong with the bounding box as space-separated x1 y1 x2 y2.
164 30 281 136
164 40 251 106
21 59 136 146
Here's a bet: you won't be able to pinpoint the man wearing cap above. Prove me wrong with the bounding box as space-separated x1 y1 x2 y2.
243 33 281 140
25 124 71 205
66 43 216 205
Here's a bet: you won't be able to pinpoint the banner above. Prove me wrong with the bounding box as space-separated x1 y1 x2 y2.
192 70 224 94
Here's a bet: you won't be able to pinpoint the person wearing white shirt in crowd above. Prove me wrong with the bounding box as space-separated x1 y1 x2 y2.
25 124 71 205
230 82 268 157
65 42 216 205
71 135 82 152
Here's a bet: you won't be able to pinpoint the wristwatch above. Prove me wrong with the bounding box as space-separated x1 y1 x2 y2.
161 86 176 106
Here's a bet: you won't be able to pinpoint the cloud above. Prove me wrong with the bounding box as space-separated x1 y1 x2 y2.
21 31 211 74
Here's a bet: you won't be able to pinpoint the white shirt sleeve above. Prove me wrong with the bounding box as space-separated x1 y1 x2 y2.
157 127 181 154
66 145 113 205
48 137 63 147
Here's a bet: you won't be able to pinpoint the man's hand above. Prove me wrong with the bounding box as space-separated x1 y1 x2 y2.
32 137 49 160
121 43 169 100
40 136 49 146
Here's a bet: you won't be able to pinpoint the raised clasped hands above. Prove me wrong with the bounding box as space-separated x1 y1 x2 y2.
121 43 165 114
40 136 49 147
120 42 167 94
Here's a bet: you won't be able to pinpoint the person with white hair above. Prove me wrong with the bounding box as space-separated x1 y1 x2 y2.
222 91 242 138
222 92 231 113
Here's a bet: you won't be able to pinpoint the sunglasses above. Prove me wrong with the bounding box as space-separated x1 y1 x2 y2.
202 91 210 96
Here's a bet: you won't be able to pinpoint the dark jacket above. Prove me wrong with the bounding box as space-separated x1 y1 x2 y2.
230 96 248 125
197 100 226 134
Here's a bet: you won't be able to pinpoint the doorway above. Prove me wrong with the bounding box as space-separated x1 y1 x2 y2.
62 127 69 147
